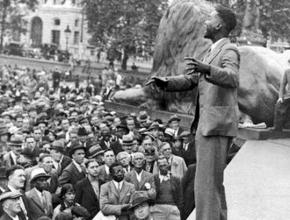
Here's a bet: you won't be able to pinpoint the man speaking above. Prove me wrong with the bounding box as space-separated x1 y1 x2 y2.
147 5 240 220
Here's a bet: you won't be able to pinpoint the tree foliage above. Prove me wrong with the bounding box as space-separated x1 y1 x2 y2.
83 0 168 69
208 0 290 41
0 0 38 50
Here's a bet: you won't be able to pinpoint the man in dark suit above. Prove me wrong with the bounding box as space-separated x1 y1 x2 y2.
0 191 25 220
124 152 156 200
151 155 183 220
180 131 196 166
99 162 135 220
75 159 101 220
50 142 72 176
25 168 53 220
148 5 239 220
97 149 115 183
58 144 86 186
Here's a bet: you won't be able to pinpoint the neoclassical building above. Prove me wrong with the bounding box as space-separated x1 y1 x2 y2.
24 0 93 59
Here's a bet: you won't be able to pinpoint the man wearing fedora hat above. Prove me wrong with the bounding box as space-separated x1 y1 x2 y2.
25 168 53 220
129 191 155 220
0 191 24 220
87 143 105 165
58 143 86 187
121 134 134 154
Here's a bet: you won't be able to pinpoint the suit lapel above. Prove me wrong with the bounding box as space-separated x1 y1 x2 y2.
206 38 229 64
110 181 120 201
119 182 129 203
30 188 45 212
86 178 98 200
139 172 147 188
131 171 139 188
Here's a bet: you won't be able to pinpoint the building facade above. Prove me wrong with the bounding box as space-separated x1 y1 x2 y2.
24 0 94 59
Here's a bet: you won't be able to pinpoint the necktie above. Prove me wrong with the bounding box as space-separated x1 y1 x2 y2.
41 192 48 213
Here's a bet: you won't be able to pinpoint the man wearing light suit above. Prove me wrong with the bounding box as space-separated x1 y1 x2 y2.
100 162 135 220
25 168 53 220
124 152 156 200
148 5 239 220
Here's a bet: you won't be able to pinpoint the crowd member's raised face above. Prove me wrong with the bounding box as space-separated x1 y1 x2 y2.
110 164 124 182
142 137 153 149
8 168 26 189
72 149 85 164
158 157 170 175
103 150 115 167
126 118 135 131
15 116 23 128
160 142 172 159
86 160 99 178
169 120 179 130
90 116 99 126
40 155 54 173
117 152 130 167
132 153 145 168
26 137 36 149
33 128 42 142
61 119 70 132
3 197 22 215
50 148 62 162
28 110 37 119
69 132 79 143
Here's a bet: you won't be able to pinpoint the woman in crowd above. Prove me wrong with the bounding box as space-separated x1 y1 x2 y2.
53 184 83 220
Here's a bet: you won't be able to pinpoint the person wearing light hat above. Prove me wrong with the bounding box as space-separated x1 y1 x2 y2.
167 115 183 139
129 191 155 220
121 134 134 154
25 168 53 220
0 191 23 220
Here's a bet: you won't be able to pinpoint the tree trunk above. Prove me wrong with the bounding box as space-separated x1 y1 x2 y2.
0 3 8 53
121 46 129 70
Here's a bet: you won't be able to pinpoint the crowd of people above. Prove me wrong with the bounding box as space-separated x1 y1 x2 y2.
0 64 197 220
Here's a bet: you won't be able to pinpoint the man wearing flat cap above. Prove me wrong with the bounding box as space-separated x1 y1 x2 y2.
0 191 24 220
25 168 53 220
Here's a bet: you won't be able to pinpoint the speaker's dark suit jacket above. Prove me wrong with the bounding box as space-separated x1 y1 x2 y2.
182 164 196 219
75 178 101 220
58 162 86 186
